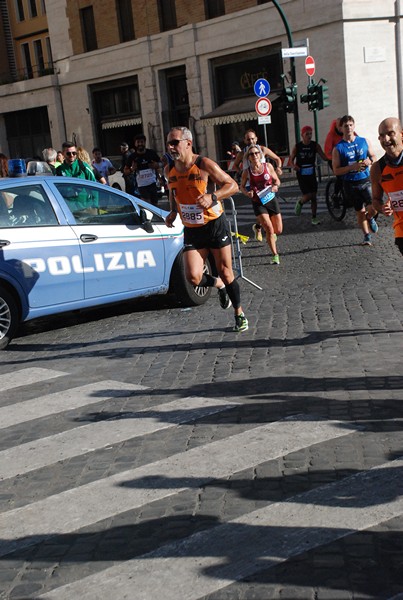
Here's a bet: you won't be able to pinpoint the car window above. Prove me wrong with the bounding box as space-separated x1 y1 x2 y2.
55 182 138 225
0 185 58 228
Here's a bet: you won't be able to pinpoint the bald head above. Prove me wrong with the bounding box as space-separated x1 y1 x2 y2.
378 117 403 157
379 117 402 133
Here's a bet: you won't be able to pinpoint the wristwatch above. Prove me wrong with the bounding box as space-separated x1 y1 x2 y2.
211 193 218 203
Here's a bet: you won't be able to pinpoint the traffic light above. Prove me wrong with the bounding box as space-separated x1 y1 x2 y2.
307 83 319 111
300 92 309 104
317 83 330 110
281 83 297 113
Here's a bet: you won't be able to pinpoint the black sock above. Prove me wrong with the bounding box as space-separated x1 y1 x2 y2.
225 279 241 309
198 273 217 287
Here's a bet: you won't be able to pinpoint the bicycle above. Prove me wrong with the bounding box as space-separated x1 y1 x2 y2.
325 177 349 221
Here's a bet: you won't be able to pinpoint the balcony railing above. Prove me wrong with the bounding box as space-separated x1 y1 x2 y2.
0 62 55 85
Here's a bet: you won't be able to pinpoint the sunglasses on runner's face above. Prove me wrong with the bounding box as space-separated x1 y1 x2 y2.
249 152 260 156
167 139 188 147
66 151 77 156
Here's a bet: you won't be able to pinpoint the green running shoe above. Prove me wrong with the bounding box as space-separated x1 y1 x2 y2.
233 313 249 332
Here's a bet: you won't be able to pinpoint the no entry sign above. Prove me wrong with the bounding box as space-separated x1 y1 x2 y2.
305 55 315 77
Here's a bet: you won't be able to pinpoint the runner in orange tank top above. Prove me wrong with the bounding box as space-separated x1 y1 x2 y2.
371 117 403 256
165 126 248 332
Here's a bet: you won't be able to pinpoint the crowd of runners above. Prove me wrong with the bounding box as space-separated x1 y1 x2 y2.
162 117 403 334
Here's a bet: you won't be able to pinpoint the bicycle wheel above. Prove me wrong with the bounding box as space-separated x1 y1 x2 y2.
326 178 347 221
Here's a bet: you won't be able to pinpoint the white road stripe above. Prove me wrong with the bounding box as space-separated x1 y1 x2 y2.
0 367 66 392
38 457 403 600
0 380 147 429
0 416 355 557
0 397 238 480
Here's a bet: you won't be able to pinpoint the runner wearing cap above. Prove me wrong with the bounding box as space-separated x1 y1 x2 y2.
290 125 328 225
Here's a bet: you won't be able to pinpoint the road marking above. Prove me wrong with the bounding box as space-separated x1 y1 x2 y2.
0 380 147 429
0 397 238 480
0 416 355 557
0 367 66 392
38 458 403 600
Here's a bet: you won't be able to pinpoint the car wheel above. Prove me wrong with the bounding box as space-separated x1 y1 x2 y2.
169 251 212 306
0 286 19 350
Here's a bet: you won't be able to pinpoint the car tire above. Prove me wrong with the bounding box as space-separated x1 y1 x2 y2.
0 286 19 350
169 251 212 306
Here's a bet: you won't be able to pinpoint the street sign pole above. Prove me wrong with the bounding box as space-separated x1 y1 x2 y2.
305 56 319 143
254 79 271 147
270 0 300 142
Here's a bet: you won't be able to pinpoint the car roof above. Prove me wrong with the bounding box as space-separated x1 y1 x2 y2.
0 176 109 188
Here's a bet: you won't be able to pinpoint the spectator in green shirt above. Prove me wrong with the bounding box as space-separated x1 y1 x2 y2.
56 142 96 180
56 141 98 214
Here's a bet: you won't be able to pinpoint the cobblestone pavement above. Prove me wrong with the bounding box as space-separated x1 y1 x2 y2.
0 195 402 600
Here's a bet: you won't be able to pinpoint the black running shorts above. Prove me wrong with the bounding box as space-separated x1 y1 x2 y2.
183 213 231 251
252 197 281 217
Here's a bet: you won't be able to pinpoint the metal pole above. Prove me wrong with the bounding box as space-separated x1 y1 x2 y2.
225 197 263 291
270 0 300 142
396 0 403 122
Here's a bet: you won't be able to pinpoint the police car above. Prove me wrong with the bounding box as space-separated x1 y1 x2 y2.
0 176 211 349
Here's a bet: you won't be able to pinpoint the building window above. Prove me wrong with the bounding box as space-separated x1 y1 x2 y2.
21 43 33 79
116 0 135 42
157 0 177 32
33 40 45 75
15 0 25 21
28 0 38 18
80 6 98 52
45 37 53 67
40 0 46 13
205 0 225 19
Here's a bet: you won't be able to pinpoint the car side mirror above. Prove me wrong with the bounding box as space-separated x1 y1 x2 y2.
139 208 154 233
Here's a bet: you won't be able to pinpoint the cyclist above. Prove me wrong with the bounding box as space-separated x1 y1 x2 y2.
371 117 403 256
290 125 327 225
332 115 378 246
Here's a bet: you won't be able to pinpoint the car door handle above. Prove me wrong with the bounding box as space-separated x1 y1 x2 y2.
80 234 98 243
0 239 10 247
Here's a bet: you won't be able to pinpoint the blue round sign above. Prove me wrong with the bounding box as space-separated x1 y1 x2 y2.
254 78 270 98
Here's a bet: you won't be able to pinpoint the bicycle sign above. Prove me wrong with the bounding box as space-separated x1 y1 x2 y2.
255 97 272 117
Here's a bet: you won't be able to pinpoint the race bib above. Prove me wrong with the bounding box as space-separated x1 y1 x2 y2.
300 166 314 176
180 203 205 225
257 186 275 205
137 168 156 186
389 189 403 212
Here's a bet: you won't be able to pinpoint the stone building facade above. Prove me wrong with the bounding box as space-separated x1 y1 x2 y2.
0 0 401 162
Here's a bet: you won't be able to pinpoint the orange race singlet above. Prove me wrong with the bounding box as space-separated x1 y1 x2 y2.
379 156 403 238
168 157 223 228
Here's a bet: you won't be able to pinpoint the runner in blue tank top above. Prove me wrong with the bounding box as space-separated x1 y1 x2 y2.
332 115 378 246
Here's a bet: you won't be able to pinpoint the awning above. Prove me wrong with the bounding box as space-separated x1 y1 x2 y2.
101 117 142 130
200 98 256 126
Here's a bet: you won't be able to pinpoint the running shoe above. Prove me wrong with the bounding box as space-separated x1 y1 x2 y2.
368 216 378 234
218 287 232 309
294 200 302 216
271 254 280 265
233 313 249 332
311 217 320 225
252 223 263 242
361 234 372 246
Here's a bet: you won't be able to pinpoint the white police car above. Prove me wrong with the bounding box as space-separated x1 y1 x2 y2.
0 176 211 349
